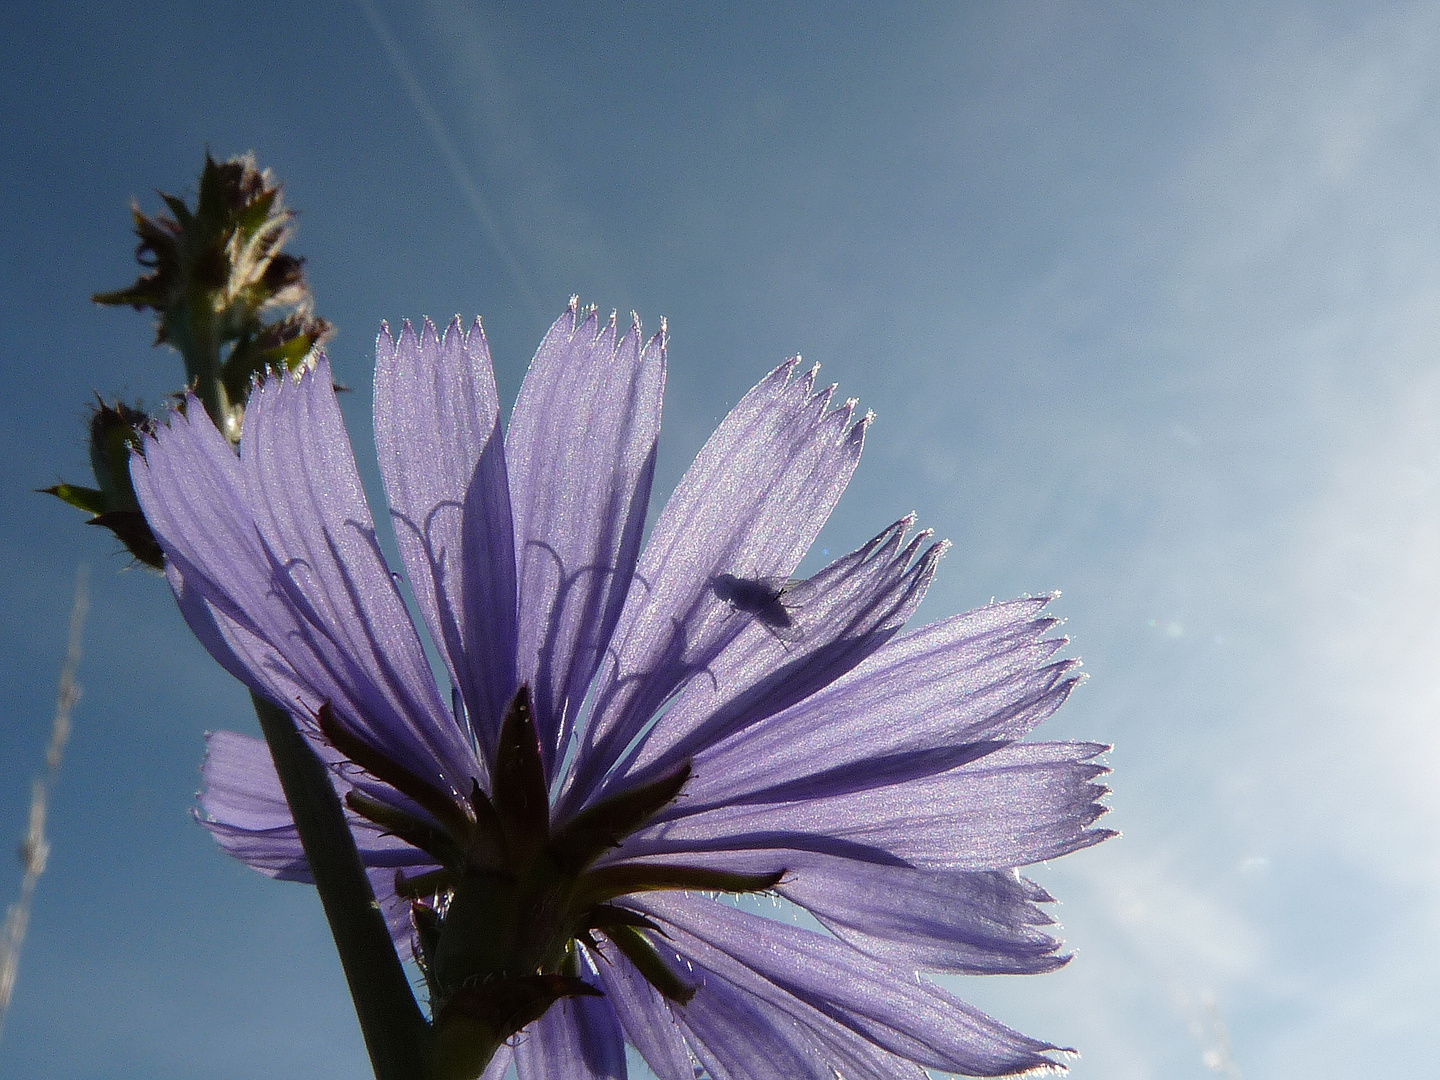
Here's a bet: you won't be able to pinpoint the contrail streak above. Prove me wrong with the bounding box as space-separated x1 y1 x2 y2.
351 0 544 317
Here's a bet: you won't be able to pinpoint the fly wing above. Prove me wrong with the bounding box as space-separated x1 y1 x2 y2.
762 614 805 642
776 578 817 609
750 574 791 595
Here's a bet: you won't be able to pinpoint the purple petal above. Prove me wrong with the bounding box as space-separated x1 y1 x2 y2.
512 958 627 1080
777 858 1067 975
673 970 834 1080
676 597 1078 808
562 358 868 813
589 940 695 1080
132 396 313 710
374 317 517 763
240 356 478 796
614 844 1066 976
162 558 315 718
479 1044 514 1080
199 729 296 835
139 415 390 770
196 730 433 959
674 951 930 1080
634 894 1062 1076
793 1019 932 1080
133 371 477 802
625 741 1113 871
592 842 1062 976
611 516 946 790
166 561 405 795
506 302 664 776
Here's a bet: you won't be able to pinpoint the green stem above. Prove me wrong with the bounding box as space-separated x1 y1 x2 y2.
251 693 434 1079
176 298 242 443
183 324 431 1075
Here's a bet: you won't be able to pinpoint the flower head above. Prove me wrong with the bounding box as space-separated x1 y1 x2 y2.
133 300 1113 1079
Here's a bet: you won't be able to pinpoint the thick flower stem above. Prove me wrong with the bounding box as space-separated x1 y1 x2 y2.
251 693 434 1080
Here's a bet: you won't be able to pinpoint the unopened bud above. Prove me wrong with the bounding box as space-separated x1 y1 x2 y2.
92 151 332 441
42 399 163 569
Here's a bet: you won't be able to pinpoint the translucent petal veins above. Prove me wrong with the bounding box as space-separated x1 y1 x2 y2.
589 941 695 1080
374 316 516 770
562 358 871 815
511 971 625 1080
507 304 664 781
612 514 948 794
155 303 1113 1079
240 359 474 793
636 893 1061 1076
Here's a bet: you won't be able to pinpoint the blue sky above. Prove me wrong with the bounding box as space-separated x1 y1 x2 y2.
2 2 1436 1077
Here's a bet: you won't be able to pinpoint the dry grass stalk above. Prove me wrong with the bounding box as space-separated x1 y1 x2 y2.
0 566 87 1047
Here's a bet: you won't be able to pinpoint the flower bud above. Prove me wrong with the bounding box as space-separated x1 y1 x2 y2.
42 400 163 569
92 152 332 441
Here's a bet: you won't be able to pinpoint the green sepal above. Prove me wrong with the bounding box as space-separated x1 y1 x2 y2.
578 863 786 906
318 703 477 844
87 510 165 570
159 192 192 226
194 153 235 234
344 790 466 871
41 484 107 515
603 923 695 1005
219 338 282 399
558 937 581 978
585 903 664 935
260 328 320 368
550 759 692 873
90 401 145 497
219 317 330 401
92 284 159 309
429 867 523 991
234 187 278 238
43 494 164 570
492 686 549 860
466 779 507 867
41 399 164 568
43 398 166 570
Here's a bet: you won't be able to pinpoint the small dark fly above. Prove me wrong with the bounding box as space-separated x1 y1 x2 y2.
711 572 816 643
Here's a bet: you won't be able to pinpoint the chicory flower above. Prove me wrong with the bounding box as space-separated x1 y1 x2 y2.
132 300 1113 1079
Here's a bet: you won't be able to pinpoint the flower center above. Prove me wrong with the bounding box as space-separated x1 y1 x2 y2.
319 687 781 1080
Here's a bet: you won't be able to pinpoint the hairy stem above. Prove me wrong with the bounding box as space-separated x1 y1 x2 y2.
182 302 242 443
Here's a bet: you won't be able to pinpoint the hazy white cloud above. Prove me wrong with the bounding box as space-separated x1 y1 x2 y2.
952 7 1440 1076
